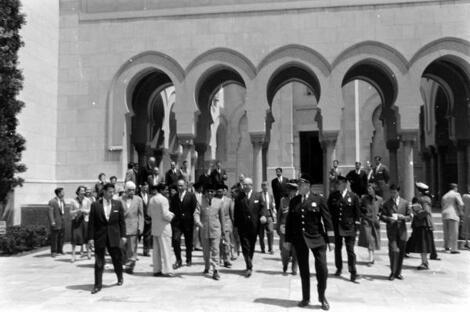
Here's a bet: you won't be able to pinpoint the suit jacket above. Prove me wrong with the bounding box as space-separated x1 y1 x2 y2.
48 197 65 229
271 176 289 210
372 164 390 183
380 196 411 241
261 191 276 221
88 198 126 249
120 195 144 236
139 192 151 222
170 191 198 231
210 168 227 186
220 196 233 232
234 191 266 237
285 193 334 247
346 169 368 196
195 196 225 239
149 193 174 237
328 190 361 237
165 169 183 187
138 165 154 186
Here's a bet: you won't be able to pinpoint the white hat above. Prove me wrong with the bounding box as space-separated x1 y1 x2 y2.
125 181 136 190
415 182 429 190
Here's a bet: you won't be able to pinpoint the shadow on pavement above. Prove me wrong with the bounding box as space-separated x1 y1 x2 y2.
255 269 283 275
33 252 52 258
360 274 391 281
218 269 246 276
254 297 319 309
66 283 103 291
262 257 281 261
76 263 95 268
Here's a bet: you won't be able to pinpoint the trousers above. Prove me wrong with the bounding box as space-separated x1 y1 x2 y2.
202 236 221 271
94 239 123 288
172 225 193 263
443 219 459 251
334 235 357 274
153 234 173 274
50 227 64 254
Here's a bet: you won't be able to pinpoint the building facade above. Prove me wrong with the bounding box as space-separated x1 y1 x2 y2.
14 0 470 224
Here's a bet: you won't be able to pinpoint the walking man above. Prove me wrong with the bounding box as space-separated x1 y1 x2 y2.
271 167 288 215
259 181 276 254
48 187 66 257
88 183 126 294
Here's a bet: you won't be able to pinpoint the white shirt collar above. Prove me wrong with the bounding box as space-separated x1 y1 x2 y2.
342 189 348 198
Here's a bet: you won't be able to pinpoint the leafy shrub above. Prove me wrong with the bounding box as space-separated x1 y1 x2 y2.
0 225 49 255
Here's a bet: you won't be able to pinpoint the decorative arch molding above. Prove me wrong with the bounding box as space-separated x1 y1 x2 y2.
332 41 409 74
257 44 331 77
409 37 470 68
185 47 257 80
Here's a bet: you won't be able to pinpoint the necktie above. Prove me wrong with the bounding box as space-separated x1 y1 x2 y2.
60 200 64 214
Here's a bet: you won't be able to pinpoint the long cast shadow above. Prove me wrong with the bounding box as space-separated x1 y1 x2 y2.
254 298 319 309
66 283 111 291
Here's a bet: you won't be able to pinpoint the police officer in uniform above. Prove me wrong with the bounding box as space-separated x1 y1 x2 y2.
285 174 334 310
327 175 361 282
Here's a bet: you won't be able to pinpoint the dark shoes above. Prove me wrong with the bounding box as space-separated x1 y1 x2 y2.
269 250 274 255
153 272 163 277
203 269 209 274
213 270 220 280
417 263 429 270
450 251 460 254
143 250 150 257
223 261 232 268
117 279 123 286
367 260 375 267
245 269 252 278
334 269 341 276
430 256 441 261
297 299 310 307
282 265 287 273
186 261 192 266
292 270 298 276
173 261 182 270
388 273 395 281
350 273 358 282
320 298 330 311
91 287 101 294
395 274 404 280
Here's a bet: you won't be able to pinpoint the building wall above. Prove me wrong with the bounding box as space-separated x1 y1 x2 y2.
14 0 60 224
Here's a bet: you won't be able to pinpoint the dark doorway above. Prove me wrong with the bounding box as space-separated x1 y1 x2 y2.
299 131 323 184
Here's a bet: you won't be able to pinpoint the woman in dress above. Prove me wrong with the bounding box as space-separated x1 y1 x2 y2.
406 185 434 270
70 185 92 262
276 179 298 275
358 183 382 265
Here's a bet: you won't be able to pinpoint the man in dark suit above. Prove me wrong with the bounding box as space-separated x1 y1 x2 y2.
259 181 276 254
170 178 199 268
380 184 411 280
48 187 66 257
165 161 183 187
88 183 127 294
139 156 156 186
139 182 152 256
328 175 361 282
271 167 289 215
210 160 227 186
285 174 334 310
346 161 368 197
234 177 267 277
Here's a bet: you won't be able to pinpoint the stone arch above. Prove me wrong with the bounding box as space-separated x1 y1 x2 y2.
409 37 470 69
332 41 409 74
258 44 331 76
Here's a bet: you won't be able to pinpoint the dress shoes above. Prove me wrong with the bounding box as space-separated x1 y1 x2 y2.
350 273 358 282
223 261 232 268
203 269 209 274
282 265 287 273
173 261 182 270
269 250 274 255
334 269 341 276
117 279 123 286
320 298 330 311
292 270 298 276
451 251 460 254
213 270 220 280
153 272 163 277
91 287 101 294
161 273 175 277
388 273 395 281
430 256 441 261
51 253 57 258
186 261 192 266
417 263 429 270
245 269 252 278
297 299 310 307
395 274 404 280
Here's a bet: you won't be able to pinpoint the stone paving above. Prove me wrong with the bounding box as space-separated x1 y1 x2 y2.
0 241 469 312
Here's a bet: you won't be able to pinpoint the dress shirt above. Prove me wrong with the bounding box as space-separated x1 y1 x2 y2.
104 199 112 220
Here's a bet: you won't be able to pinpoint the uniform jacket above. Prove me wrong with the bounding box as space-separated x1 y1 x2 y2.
48 197 66 229
88 198 126 248
170 191 198 231
285 193 334 247
380 196 411 241
234 191 266 237
195 196 225 239
372 164 390 183
328 190 361 237
149 193 174 237
120 195 144 236
271 176 289 208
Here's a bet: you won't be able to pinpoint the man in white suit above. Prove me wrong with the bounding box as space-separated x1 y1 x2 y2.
149 183 175 277
120 181 144 274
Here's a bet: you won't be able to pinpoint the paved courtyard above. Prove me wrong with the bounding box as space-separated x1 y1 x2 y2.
0 242 469 312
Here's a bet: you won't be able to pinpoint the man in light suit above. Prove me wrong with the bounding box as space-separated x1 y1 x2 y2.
195 184 225 280
259 181 276 254
170 178 199 268
48 187 66 257
120 181 144 274
380 184 411 280
271 167 289 215
88 183 127 294
234 177 267 277
149 183 175 277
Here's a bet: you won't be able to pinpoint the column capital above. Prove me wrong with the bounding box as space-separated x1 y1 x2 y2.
319 130 338 146
177 133 195 147
250 132 266 145
399 130 419 145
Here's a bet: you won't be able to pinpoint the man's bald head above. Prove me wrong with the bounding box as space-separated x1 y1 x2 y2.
243 177 253 193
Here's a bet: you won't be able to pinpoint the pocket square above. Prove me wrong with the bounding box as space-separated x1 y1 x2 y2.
311 202 317 207
254 200 259 203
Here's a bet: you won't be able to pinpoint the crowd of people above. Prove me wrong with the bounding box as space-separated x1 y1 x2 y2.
46 156 470 310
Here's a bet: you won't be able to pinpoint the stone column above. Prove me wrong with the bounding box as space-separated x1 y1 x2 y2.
467 145 470 192
320 131 338 198
250 132 265 192
386 139 400 184
456 141 468 194
429 147 438 196
400 131 417 201
178 134 195 183
421 148 432 187
437 146 447 198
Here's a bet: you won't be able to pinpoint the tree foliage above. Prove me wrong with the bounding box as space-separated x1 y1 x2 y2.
0 0 26 205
